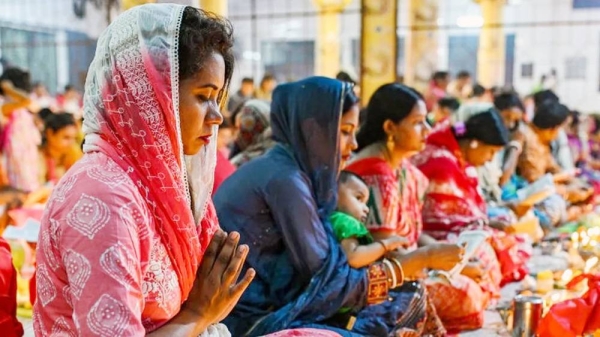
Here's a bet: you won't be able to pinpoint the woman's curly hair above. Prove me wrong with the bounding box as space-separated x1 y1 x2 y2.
178 7 234 106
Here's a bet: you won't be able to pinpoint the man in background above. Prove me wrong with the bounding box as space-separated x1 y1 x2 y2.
227 77 255 115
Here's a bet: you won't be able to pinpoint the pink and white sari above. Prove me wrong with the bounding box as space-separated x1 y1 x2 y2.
34 4 222 335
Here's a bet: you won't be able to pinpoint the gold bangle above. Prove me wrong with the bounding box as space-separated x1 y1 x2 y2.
382 259 397 289
377 240 388 252
390 257 405 286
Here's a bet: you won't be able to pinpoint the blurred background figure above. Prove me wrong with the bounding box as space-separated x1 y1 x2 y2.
447 70 472 101
227 77 255 115
255 73 277 101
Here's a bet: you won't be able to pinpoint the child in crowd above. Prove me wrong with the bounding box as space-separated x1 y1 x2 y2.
331 171 406 268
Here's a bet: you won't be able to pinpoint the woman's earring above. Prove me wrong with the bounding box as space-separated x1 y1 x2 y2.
387 134 395 152
470 140 478 149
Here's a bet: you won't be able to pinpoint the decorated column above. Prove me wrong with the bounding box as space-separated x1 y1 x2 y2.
121 0 156 11
360 0 398 104
404 0 438 94
313 0 352 77
476 0 505 88
199 0 228 16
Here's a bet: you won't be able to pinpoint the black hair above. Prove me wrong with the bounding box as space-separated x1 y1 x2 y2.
457 70 471 79
432 71 449 82
356 83 423 151
569 110 581 128
453 108 510 146
230 98 248 125
472 84 487 97
591 115 600 135
359 107 368 127
64 84 74 92
431 71 450 81
532 101 570 130
179 7 234 106
494 92 524 112
0 67 32 94
342 86 359 114
438 97 460 112
533 89 559 108
241 77 254 84
339 170 367 187
336 71 355 84
44 113 76 133
39 108 53 121
260 73 275 84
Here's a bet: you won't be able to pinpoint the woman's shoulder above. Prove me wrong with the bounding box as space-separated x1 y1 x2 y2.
48 152 146 211
346 156 390 175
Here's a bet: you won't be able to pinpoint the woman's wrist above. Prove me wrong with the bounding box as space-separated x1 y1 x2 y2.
178 307 212 336
148 308 211 337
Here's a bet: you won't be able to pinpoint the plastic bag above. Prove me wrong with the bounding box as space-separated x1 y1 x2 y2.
489 233 531 286
425 274 487 333
538 274 600 337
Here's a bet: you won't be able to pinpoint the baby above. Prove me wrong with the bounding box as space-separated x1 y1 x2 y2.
331 171 406 268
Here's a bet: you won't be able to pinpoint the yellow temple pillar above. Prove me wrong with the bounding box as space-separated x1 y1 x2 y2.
404 0 438 94
199 0 228 16
360 0 398 104
313 0 351 78
121 0 156 11
476 0 505 88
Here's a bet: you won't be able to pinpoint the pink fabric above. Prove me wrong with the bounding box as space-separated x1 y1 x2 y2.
34 154 184 333
2 109 41 192
264 329 342 337
34 4 220 335
213 150 236 193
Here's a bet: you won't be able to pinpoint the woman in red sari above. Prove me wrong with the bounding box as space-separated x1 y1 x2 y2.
413 109 530 287
346 84 495 333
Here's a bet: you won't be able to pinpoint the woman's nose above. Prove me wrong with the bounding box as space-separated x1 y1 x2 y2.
206 104 224 126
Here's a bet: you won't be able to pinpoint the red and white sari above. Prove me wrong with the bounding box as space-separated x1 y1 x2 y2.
347 157 496 333
413 126 529 292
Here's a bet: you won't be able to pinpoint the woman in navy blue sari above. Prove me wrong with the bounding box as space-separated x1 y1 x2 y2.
214 77 445 337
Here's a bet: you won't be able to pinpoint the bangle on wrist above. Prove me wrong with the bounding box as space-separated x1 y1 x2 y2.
389 257 404 286
377 240 388 252
382 259 397 288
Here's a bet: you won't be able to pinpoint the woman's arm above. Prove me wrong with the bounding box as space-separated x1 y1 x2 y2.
341 236 406 268
417 233 437 247
0 81 31 117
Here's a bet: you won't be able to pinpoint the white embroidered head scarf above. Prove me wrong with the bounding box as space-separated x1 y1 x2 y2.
81 3 219 301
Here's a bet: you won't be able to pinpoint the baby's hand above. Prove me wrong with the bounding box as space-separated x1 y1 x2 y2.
380 236 409 251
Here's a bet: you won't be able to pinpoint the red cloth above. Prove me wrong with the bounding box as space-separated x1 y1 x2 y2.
346 158 428 248
412 127 488 240
412 126 528 287
347 156 494 332
538 274 600 337
213 150 236 193
425 83 447 112
0 238 24 337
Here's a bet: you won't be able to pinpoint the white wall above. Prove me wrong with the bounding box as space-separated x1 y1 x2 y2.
227 0 600 112
0 0 114 39
1 0 598 111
